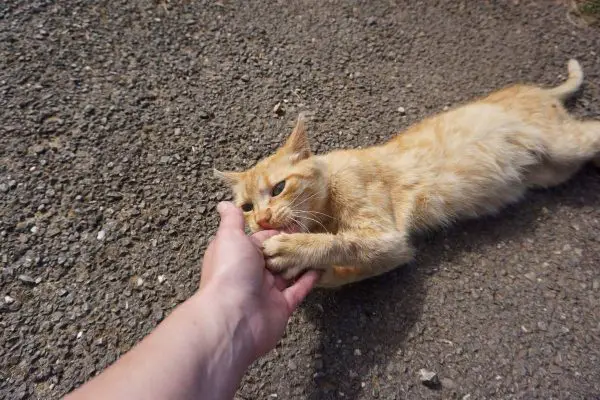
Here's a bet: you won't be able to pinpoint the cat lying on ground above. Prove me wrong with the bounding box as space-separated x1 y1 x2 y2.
215 59 599 288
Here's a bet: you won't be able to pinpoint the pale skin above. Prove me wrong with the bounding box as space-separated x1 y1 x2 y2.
65 202 319 400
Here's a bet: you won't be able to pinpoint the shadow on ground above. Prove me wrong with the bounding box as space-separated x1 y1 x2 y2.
299 165 599 399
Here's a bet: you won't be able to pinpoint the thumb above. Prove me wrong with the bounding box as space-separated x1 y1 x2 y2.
217 201 245 232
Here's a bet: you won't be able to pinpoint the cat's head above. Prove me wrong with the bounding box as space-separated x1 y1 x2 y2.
215 115 328 233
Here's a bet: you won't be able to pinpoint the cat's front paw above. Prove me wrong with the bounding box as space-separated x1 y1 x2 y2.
262 234 309 280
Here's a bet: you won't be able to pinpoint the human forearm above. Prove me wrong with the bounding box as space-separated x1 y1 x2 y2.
65 202 318 400
65 287 253 400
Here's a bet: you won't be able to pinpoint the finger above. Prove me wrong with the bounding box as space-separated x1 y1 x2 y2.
217 201 245 232
264 269 275 288
283 270 320 311
274 275 288 291
250 230 280 247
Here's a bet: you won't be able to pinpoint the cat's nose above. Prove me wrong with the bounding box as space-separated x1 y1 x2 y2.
256 208 274 230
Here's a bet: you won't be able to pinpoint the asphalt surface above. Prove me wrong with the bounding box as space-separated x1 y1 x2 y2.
1 1 600 399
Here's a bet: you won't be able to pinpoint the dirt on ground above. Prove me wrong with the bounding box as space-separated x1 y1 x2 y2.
1 1 600 399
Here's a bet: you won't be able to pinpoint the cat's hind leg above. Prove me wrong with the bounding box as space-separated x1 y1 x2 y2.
583 121 600 167
525 159 582 189
527 120 600 188
554 121 600 162
531 120 600 186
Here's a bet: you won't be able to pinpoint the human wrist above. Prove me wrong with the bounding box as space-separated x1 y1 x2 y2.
190 284 256 368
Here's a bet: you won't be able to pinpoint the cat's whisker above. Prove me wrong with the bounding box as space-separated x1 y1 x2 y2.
292 191 321 209
287 191 304 209
289 215 309 233
295 209 336 221
293 212 330 233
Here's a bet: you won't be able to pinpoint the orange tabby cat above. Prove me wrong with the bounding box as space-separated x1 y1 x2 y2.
215 59 599 288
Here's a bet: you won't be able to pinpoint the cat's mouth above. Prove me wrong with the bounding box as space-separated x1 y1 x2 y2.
255 221 300 234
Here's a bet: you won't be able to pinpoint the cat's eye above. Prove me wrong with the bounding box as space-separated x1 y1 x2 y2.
241 203 253 212
271 180 286 197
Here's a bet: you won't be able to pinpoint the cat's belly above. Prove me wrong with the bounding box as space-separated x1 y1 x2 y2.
412 174 529 230
397 118 546 229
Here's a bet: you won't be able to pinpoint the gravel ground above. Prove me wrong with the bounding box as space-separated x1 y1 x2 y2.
1 1 600 399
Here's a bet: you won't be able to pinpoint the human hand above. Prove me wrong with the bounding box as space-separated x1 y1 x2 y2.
199 201 320 360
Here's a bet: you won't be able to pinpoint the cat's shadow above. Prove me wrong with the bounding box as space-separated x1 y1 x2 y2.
299 165 599 400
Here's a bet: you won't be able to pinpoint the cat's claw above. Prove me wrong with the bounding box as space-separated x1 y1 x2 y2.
262 234 308 280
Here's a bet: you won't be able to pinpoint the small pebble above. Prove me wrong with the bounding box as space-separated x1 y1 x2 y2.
524 272 536 282
136 277 144 287
287 359 297 371
4 295 15 304
31 144 45 154
273 102 285 116
30 226 38 234
77 331 83 339
397 106 406 115
0 183 7 192
97 230 106 240
354 348 362 356
418 368 440 389
18 274 40 285
83 104 95 116
157 275 166 284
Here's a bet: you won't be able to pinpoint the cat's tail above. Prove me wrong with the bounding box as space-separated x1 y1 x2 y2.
546 59 583 101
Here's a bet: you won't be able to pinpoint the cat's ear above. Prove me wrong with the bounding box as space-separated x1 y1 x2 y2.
282 114 311 162
213 168 243 186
